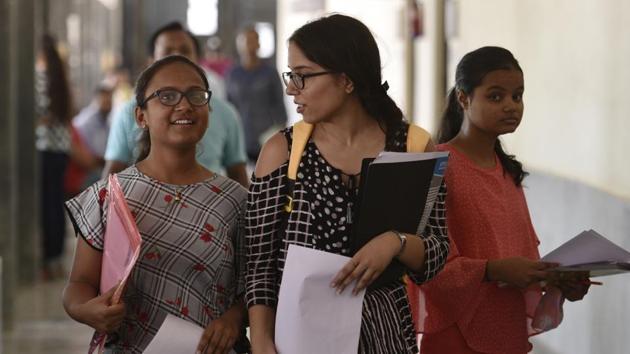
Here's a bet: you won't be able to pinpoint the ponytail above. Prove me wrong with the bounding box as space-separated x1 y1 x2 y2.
437 87 529 186
495 140 528 186
359 83 404 140
438 88 463 144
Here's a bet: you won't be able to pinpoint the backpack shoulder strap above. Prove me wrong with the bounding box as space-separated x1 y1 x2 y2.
285 120 314 212
406 123 431 152
287 120 314 180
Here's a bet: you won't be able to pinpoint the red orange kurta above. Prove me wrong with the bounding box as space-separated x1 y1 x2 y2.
415 144 543 354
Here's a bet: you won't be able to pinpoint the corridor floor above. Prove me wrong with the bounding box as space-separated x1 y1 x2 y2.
2 278 93 354
2 229 92 354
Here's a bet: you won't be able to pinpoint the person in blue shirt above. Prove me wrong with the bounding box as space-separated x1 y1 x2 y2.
103 22 249 187
226 25 288 163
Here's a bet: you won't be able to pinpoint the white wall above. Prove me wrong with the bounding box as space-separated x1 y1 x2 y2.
448 0 630 201
525 173 630 354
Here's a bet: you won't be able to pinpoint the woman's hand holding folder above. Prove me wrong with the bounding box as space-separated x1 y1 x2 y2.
72 283 126 334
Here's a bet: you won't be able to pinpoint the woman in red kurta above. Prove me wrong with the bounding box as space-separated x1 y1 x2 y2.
415 47 590 354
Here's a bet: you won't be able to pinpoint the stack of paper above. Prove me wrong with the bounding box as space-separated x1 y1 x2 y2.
542 229 630 277
144 314 238 354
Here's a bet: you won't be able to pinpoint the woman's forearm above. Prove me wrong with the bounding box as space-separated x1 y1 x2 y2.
248 304 276 342
62 280 98 323
391 232 427 273
223 298 247 327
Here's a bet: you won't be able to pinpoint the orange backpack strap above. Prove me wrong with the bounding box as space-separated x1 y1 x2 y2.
406 123 431 152
284 120 314 212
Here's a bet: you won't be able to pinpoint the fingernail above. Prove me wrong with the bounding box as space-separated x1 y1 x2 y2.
330 282 336 288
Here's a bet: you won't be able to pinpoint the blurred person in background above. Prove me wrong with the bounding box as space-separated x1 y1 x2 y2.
64 126 103 199
226 25 287 164
107 65 134 109
35 34 74 280
102 21 248 187
200 35 234 78
72 83 113 185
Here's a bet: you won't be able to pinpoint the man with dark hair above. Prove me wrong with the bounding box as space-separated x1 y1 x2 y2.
103 21 247 186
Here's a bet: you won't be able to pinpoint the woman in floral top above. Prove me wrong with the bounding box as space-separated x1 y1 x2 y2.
63 55 248 354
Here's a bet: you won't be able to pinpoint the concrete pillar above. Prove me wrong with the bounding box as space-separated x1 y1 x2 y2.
0 0 37 330
416 0 446 135
14 0 38 287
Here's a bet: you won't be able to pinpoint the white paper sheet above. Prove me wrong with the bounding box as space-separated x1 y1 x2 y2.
542 229 630 266
275 245 365 354
144 314 236 354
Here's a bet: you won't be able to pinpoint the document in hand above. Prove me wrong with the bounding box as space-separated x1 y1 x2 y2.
541 229 630 277
352 151 449 289
144 314 238 354
275 245 365 354
88 174 142 354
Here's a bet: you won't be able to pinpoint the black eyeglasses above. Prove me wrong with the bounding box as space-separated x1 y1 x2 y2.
140 88 212 107
281 71 333 90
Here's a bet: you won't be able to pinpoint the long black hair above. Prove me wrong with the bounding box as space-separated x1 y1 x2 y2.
134 55 209 162
438 46 528 186
39 34 73 124
289 14 404 139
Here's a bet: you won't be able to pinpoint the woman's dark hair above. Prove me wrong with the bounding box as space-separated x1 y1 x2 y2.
289 14 404 139
40 34 73 123
134 55 209 162
438 46 528 185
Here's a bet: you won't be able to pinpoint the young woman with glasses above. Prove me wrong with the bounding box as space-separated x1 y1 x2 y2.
246 14 450 354
63 55 249 353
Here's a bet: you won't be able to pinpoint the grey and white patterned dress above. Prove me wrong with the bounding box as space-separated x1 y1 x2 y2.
245 123 449 353
65 166 247 353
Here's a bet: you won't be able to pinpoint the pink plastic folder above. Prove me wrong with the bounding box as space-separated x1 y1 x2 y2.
100 174 142 300
88 174 142 354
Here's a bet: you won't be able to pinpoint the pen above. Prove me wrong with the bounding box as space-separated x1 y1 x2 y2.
581 280 603 286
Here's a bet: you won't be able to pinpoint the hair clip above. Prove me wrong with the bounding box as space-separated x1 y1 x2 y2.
381 81 390 92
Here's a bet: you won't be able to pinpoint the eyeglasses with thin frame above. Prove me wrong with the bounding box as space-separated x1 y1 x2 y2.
281 71 333 90
140 88 212 108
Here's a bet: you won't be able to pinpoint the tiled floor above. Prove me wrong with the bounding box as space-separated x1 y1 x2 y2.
2 278 93 354
2 230 93 354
